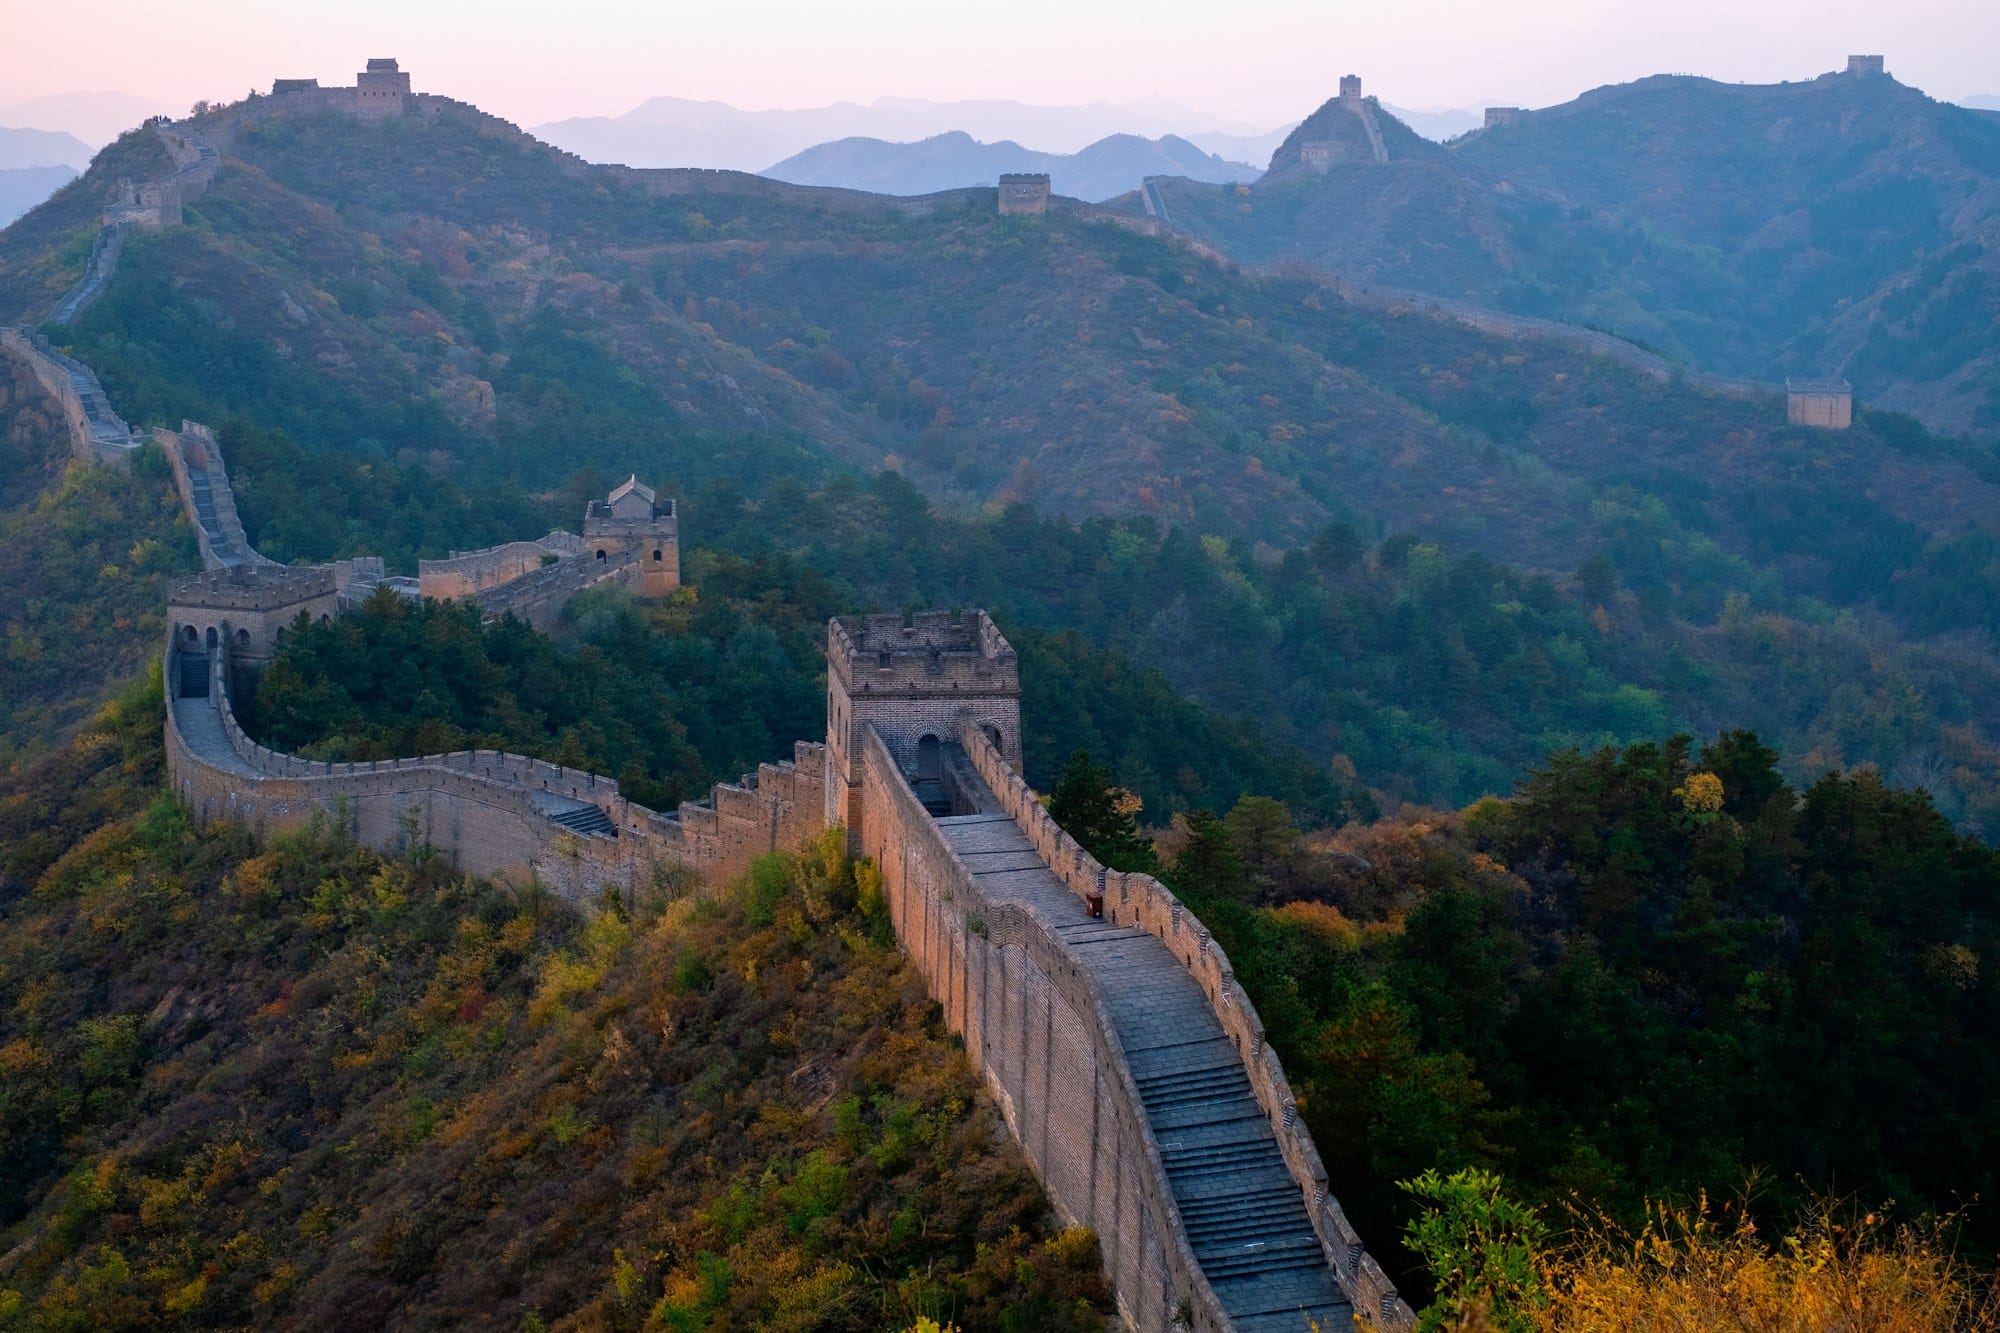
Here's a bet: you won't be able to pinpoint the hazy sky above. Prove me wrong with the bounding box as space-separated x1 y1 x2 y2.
5 0 1994 131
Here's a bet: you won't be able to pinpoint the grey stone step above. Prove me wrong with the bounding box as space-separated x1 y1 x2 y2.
1185 1207 1317 1248
548 803 617 837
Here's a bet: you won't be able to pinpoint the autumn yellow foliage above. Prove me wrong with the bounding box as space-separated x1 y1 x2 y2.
1407 1195 2000 1333
1531 1197 1997 1332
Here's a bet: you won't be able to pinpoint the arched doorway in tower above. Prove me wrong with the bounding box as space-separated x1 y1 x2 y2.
917 734 942 782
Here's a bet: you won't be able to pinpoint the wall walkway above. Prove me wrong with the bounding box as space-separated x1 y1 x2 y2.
165 632 828 907
0 328 140 463
855 720 1415 1331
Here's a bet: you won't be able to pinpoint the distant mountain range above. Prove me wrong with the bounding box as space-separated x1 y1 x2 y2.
0 91 175 148
533 95 1485 175
764 130 1256 201
0 126 92 229
0 125 92 170
0 165 78 229
531 95 1273 170
1147 69 2000 439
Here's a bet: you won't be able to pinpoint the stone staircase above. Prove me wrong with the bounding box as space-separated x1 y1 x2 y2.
545 799 617 838
1354 101 1390 165
177 652 210 698
933 803 1352 1331
49 223 127 326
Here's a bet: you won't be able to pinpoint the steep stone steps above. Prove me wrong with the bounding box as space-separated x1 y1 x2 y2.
934 805 1352 1330
546 802 617 837
177 652 210 698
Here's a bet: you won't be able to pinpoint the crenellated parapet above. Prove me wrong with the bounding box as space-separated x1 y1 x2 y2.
825 610 1022 843
953 717 1416 1328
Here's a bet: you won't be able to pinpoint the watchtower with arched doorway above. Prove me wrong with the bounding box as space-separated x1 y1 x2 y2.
167 565 341 696
824 610 1022 844
583 475 679 597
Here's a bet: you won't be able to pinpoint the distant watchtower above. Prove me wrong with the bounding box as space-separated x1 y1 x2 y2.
997 173 1051 216
1299 143 1333 170
1484 107 1526 129
583 475 680 597
1787 377 1854 429
354 57 411 116
1339 74 1364 101
1846 54 1886 76
824 611 1021 843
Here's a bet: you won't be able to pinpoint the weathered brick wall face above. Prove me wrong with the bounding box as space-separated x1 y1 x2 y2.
165 640 829 907
418 540 566 599
954 718 1414 1326
853 727 1224 1331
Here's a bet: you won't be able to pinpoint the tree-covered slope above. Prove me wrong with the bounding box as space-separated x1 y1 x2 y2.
0 688 1111 1331
1158 71 2000 439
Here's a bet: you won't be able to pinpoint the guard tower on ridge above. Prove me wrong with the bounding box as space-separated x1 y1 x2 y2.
824 611 1021 843
584 476 680 597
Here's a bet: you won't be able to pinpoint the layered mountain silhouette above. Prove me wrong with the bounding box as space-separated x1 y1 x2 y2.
1143 68 2000 438
533 94 1281 170
0 126 91 228
764 130 1255 201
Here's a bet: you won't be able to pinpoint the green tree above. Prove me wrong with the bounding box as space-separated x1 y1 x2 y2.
1170 809 1248 902
1400 1168 1547 1332
1047 751 1158 874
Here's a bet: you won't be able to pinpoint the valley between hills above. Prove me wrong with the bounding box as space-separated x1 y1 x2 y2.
0 54 1996 1332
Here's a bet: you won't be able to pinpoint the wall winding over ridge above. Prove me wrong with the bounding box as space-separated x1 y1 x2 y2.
852 726 1215 1330
854 717 1415 1331
954 718 1413 1327
165 637 829 906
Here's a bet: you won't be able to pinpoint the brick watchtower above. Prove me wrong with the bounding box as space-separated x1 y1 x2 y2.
167 565 340 697
354 58 411 116
997 173 1051 215
583 475 679 597
824 610 1021 844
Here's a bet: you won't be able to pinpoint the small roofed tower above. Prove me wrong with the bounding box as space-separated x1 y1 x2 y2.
825 611 1021 845
997 173 1051 215
354 57 410 116
1339 74 1364 101
583 475 680 596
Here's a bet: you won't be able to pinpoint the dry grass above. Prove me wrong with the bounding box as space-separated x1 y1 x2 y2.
1534 1196 1998 1333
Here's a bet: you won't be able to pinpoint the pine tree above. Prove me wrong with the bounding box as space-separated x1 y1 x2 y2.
1047 751 1158 874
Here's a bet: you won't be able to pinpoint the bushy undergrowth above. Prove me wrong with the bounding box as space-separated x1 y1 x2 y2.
0 711 1108 1331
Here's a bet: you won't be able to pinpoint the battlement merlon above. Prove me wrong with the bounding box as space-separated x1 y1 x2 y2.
169 564 338 614
826 611 1021 697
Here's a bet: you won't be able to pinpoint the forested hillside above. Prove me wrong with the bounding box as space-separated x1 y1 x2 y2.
1154 69 2000 439
1046 726 2000 1297
0 683 1111 1330
1 82 1998 1328
3 96 1997 828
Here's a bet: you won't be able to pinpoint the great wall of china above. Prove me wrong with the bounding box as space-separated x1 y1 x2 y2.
0 84 1473 1330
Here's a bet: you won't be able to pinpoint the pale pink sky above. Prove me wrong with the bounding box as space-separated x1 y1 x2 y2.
4 0 1992 131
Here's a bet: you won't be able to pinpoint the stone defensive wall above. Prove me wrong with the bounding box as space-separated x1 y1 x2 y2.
852 723 1218 1330
953 718 1414 1327
47 225 127 326
417 533 580 599
471 547 637 630
157 420 274 570
0 328 140 464
165 635 831 906
851 714 1414 1331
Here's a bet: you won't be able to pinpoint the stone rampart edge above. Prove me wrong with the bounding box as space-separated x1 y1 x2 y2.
956 717 1418 1330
